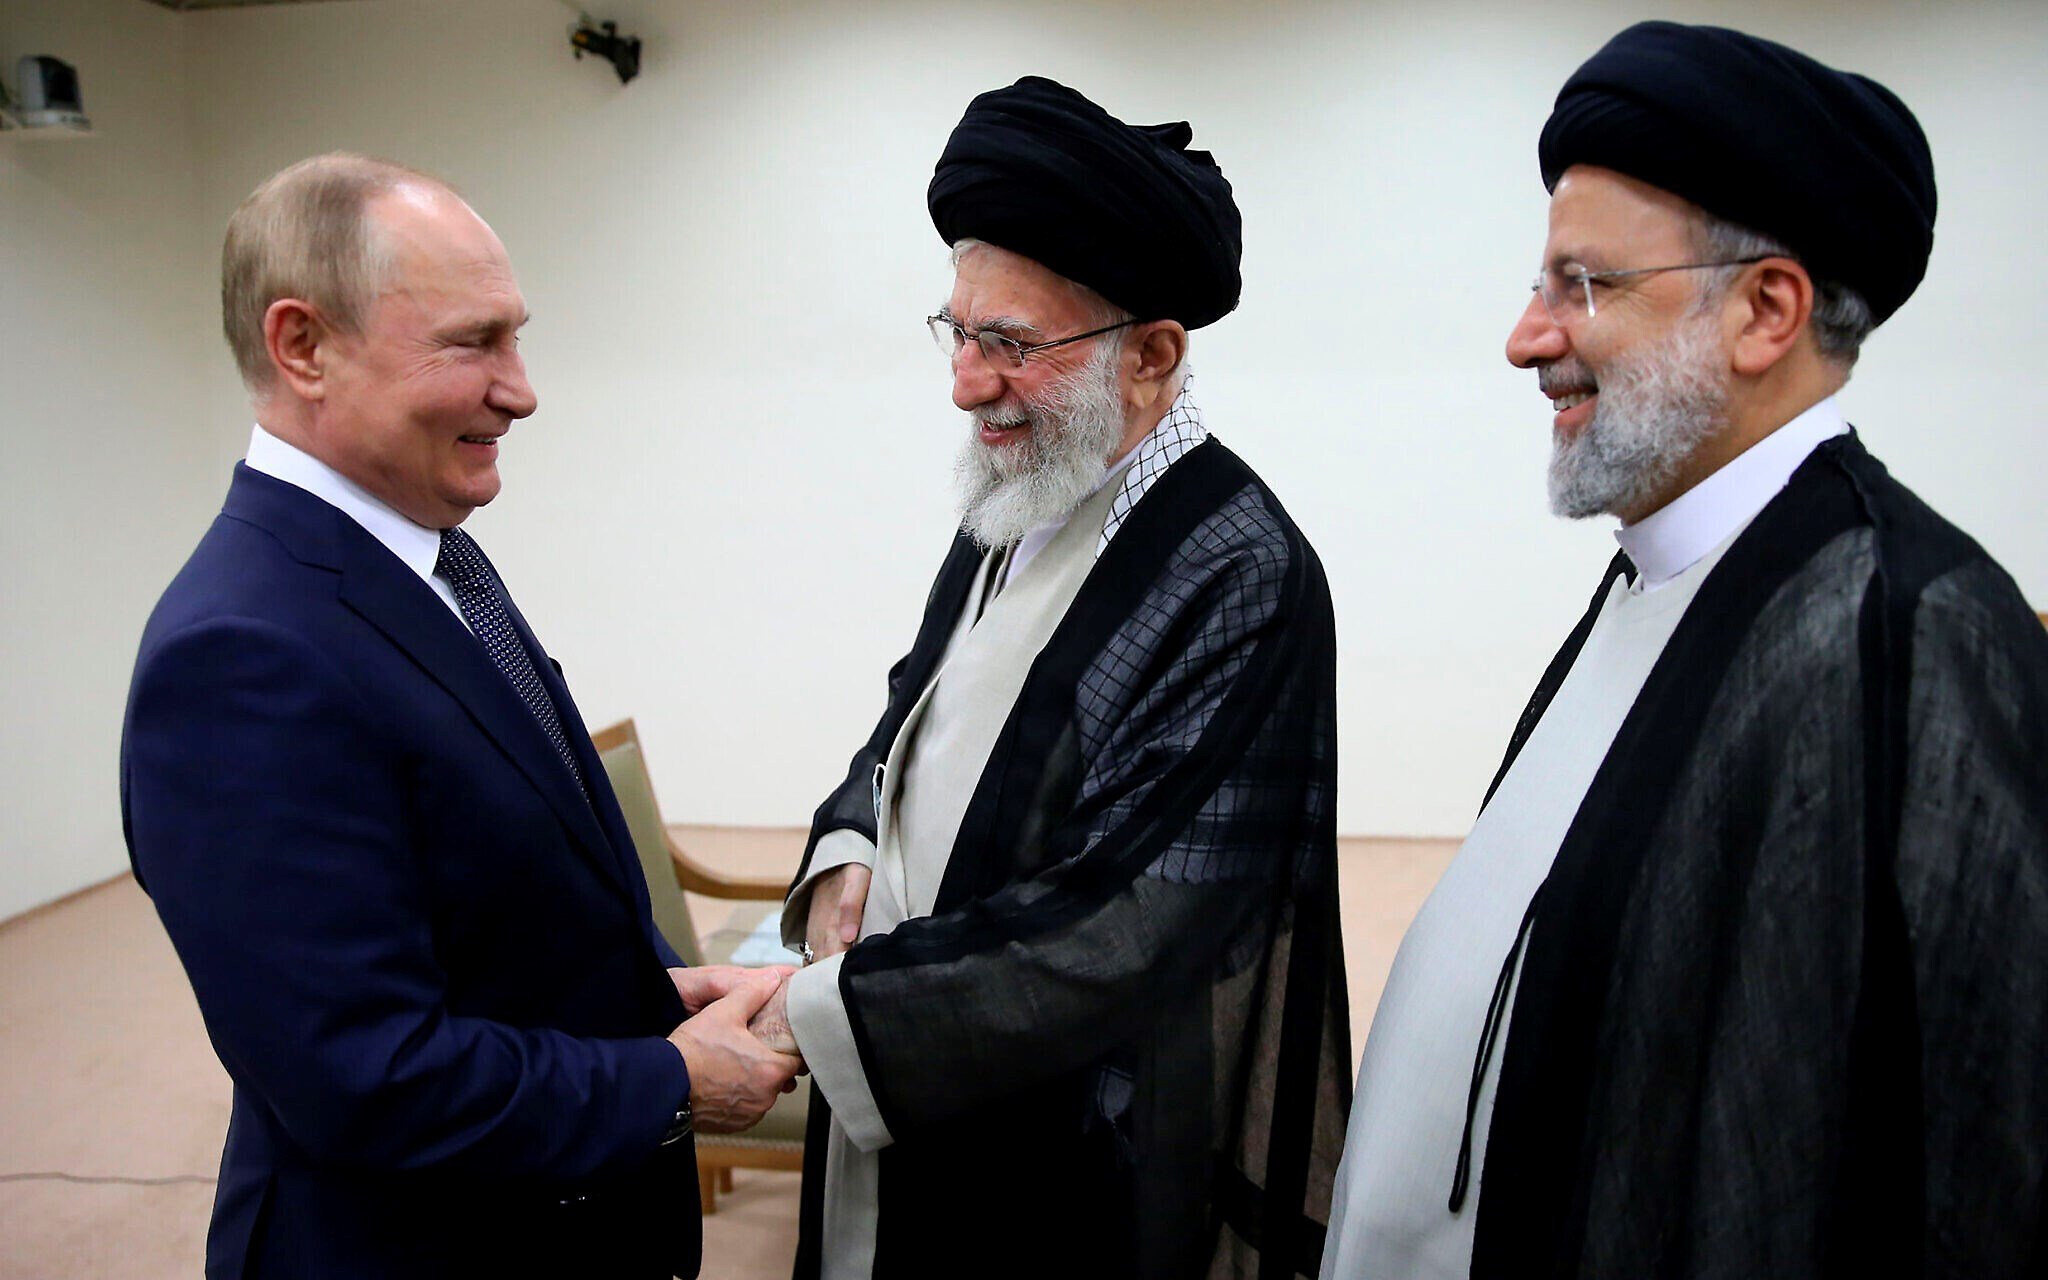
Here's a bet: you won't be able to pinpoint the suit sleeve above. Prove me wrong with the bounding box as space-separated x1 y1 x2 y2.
125 617 687 1180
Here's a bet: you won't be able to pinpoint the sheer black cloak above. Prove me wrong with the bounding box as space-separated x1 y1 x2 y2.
1471 433 2048 1278
789 440 1350 1279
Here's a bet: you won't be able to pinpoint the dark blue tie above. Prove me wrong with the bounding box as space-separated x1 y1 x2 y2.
435 527 587 791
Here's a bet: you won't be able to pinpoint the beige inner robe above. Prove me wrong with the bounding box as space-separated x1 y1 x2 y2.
786 467 1130 1280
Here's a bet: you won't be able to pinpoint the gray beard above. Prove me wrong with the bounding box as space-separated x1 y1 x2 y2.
1546 309 1728 520
952 341 1127 549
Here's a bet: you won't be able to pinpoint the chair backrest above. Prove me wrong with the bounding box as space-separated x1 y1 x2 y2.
594 725 706 967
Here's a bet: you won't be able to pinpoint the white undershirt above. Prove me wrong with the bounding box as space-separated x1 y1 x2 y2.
242 423 468 627
1320 397 1848 1280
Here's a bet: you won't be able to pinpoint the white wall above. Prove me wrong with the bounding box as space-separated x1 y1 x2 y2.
0 0 218 921
4 0 2044 916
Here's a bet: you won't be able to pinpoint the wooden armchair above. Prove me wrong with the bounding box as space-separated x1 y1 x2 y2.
590 718 808 1213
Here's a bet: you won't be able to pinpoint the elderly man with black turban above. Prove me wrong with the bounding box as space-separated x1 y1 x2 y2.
746 76 1351 1280
1322 21 2048 1280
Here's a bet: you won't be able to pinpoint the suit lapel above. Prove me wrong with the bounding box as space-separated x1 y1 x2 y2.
495 584 651 903
340 562 628 891
225 467 630 897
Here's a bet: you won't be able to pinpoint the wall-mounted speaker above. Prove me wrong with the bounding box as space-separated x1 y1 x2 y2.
12 56 92 132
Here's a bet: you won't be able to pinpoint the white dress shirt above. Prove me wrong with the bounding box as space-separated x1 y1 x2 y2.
242 423 468 627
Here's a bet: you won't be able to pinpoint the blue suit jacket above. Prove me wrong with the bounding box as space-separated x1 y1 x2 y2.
121 466 698 1279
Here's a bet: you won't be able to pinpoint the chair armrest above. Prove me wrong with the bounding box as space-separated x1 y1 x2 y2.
664 826 788 900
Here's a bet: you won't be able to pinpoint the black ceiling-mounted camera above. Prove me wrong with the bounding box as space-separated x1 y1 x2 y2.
570 19 641 85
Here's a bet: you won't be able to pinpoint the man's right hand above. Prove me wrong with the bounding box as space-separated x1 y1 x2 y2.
668 972 803 1134
805 862 872 964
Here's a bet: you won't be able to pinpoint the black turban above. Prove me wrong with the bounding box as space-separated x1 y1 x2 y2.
1540 21 1936 324
928 76 1242 329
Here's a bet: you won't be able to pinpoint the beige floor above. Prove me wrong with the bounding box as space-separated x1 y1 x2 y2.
0 828 1454 1280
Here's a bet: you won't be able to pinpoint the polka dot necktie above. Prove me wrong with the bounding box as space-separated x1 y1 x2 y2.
435 527 587 793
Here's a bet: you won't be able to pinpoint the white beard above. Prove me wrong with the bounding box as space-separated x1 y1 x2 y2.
1546 308 1728 520
952 341 1127 549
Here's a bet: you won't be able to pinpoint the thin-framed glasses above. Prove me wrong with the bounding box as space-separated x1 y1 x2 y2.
926 314 1139 369
1531 255 1774 323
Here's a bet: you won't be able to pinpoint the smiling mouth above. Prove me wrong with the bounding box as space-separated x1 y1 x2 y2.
459 434 500 445
1549 391 1595 411
977 416 1031 442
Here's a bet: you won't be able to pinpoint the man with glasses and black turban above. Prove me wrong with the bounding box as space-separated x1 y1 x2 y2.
747 76 1351 1280
1322 21 2048 1280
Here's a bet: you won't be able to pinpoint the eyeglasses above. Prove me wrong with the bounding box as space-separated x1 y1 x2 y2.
926 314 1138 370
1531 255 1774 324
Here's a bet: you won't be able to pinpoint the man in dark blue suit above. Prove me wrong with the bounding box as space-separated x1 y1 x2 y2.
121 153 801 1279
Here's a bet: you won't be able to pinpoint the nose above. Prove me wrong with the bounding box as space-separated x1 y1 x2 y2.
491 349 539 419
1506 293 1569 369
950 342 1005 412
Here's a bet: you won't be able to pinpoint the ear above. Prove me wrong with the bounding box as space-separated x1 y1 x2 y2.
1728 258 1813 378
262 298 334 402
1126 320 1189 412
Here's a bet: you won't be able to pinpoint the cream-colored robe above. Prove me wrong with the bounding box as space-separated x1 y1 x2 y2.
783 470 1127 1280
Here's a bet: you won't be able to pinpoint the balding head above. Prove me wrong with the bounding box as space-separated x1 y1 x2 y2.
228 155 535 529
221 152 449 393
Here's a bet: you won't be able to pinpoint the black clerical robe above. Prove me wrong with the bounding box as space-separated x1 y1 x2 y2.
789 439 1350 1280
1470 433 2048 1278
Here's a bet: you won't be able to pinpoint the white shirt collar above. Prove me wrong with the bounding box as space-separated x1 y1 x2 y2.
1615 397 1848 592
243 422 446 587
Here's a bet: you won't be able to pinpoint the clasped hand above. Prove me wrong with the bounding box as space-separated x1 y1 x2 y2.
741 851 868 1056
666 965 804 1134
741 860 872 1060
732 860 872 1059
665 864 871 1134
804 862 871 966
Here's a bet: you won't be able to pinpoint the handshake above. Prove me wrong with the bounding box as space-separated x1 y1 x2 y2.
664 964 807 1134
662 863 871 1135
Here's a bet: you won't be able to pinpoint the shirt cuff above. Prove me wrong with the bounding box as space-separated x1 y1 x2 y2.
786 952 893 1152
781 828 876 949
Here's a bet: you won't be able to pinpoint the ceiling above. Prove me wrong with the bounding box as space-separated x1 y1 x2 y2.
139 1 366 10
